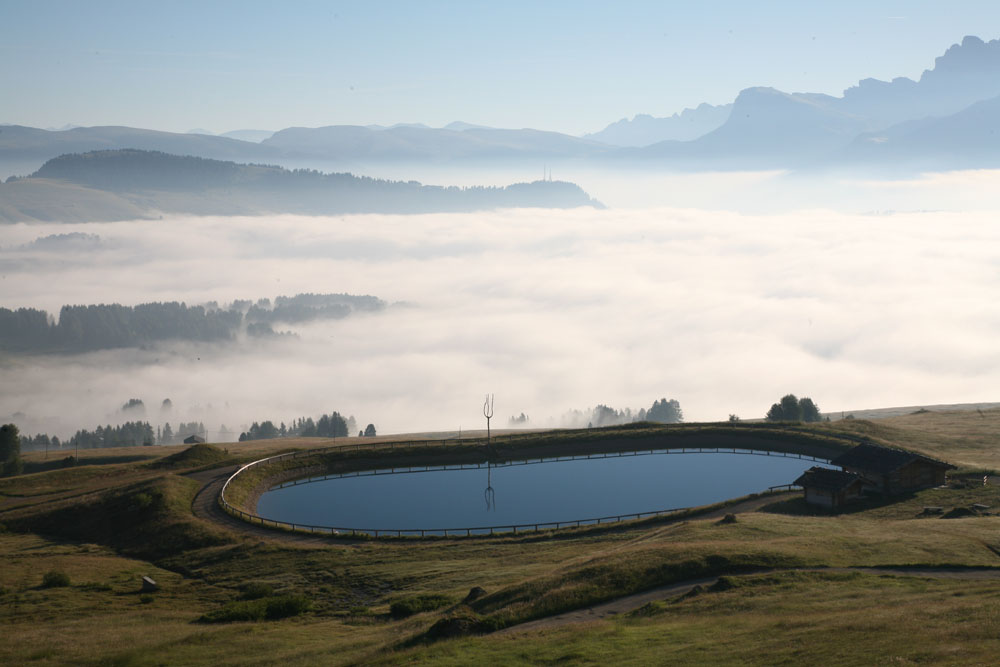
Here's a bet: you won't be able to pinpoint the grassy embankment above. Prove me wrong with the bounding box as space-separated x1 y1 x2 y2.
220 422 854 520
1 411 1000 664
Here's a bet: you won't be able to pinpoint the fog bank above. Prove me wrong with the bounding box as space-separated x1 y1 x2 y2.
2 201 998 438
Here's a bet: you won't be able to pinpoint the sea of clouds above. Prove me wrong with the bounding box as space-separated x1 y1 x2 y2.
2 179 999 439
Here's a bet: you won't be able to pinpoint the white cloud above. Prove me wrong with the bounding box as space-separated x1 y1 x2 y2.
1 200 999 438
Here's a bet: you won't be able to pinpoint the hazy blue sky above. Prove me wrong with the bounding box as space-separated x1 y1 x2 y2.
2 1 999 135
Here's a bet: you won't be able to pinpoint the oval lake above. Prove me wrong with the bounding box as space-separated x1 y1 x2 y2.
256 448 829 532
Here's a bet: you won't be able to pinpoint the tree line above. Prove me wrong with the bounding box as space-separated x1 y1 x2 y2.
0 293 385 354
28 150 600 214
237 413 371 441
558 397 684 429
764 394 824 422
66 422 157 449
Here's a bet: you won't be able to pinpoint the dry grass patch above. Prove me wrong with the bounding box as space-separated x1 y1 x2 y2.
386 571 1000 665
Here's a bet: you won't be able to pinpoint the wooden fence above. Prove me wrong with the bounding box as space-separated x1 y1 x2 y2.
218 440 818 538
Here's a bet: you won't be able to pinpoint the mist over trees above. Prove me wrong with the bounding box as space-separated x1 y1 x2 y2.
22 420 169 451
560 398 683 429
68 421 156 449
508 413 530 427
238 412 356 441
17 410 362 451
12 387 364 453
246 294 382 325
121 398 146 415
646 398 683 423
0 293 385 354
765 394 823 422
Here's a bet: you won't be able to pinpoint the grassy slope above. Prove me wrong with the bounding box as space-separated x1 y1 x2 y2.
0 178 151 222
397 571 1000 665
817 407 1000 472
1 413 999 664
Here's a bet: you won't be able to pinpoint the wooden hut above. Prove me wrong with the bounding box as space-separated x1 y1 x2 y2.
794 467 866 508
830 442 953 494
183 434 206 444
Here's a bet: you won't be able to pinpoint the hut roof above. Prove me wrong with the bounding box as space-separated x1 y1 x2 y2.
794 466 863 492
183 434 206 444
831 442 954 475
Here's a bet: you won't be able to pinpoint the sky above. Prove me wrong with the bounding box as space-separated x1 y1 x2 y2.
2 1 999 135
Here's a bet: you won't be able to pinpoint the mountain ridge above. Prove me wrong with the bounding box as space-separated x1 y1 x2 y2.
3 35 1000 173
0 149 603 223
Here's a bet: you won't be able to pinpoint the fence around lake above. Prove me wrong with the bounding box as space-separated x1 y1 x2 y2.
218 438 821 538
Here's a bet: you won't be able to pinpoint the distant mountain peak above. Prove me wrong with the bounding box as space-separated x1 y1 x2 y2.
585 102 732 147
443 121 493 131
929 35 999 75
365 122 431 131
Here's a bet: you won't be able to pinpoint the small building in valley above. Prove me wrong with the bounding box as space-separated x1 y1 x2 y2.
183 434 206 444
831 442 954 495
794 466 866 509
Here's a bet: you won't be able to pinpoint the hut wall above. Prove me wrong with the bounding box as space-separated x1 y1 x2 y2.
890 461 947 493
804 487 835 507
843 466 886 491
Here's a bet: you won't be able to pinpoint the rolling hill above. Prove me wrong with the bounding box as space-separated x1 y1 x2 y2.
0 150 604 222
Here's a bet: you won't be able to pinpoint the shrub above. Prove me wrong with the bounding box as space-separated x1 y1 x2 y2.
390 593 452 619
264 594 311 619
199 599 266 623
130 492 155 512
2 457 23 477
42 570 71 588
198 594 311 623
425 609 486 640
241 582 275 600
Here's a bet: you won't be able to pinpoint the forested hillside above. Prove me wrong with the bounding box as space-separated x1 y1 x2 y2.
0 293 384 353
0 150 603 222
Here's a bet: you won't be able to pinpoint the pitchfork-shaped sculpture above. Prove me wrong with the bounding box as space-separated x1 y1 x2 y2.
483 394 494 446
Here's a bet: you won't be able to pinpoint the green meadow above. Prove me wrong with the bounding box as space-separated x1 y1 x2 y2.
3 410 1000 665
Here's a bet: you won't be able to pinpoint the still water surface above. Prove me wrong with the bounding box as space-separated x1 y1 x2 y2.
256 449 827 530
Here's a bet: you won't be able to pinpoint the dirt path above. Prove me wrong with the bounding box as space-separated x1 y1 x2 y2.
187 466 345 548
497 566 1000 636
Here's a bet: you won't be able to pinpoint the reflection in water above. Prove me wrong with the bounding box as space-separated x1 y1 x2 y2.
484 461 496 511
258 449 831 531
